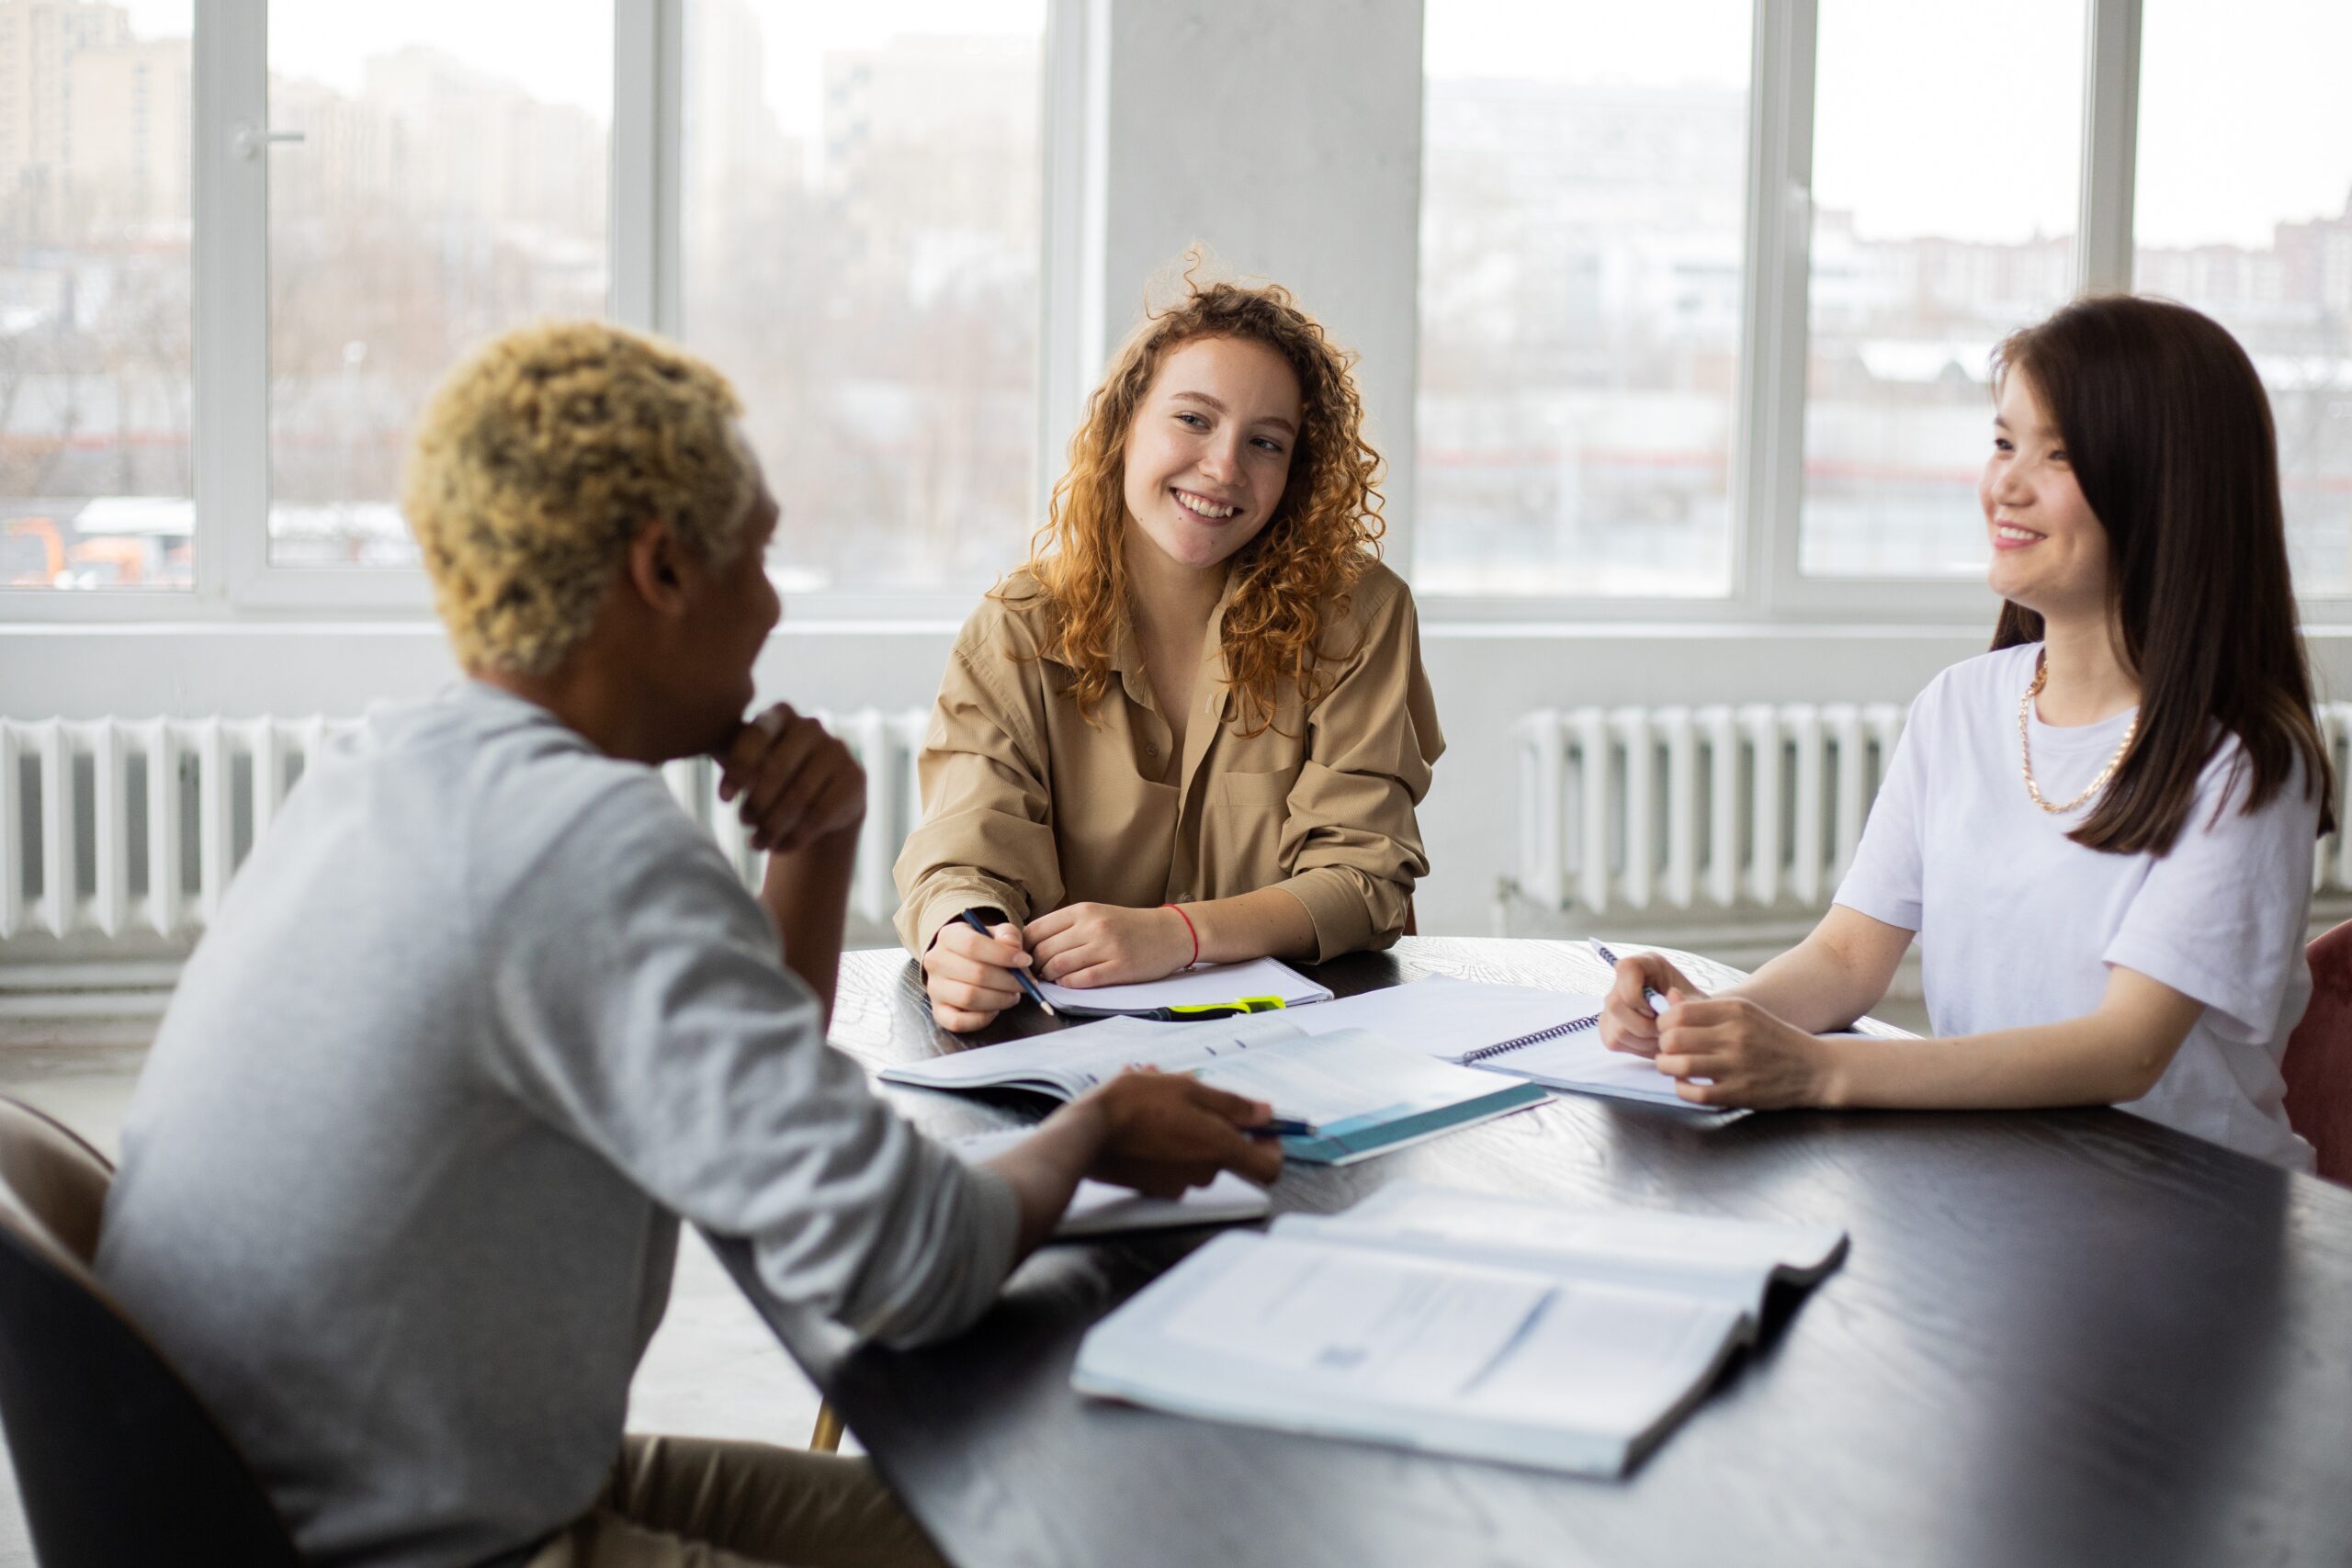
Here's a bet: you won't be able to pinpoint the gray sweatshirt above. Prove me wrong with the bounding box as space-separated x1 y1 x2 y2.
95 683 1016 1567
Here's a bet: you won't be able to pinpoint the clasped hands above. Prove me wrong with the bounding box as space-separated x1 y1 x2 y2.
714 703 866 854
924 903 1196 1032
1598 953 1839 1110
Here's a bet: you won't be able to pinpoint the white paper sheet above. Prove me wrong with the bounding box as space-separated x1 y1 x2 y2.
1035 955 1333 1016
1157 1237 1551 1401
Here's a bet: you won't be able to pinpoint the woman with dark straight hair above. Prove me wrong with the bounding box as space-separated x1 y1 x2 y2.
1598 295 2336 1168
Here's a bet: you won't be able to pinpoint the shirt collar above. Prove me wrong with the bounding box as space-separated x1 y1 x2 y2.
1106 568 1244 711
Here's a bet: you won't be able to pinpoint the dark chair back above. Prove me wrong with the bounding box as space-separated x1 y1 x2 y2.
0 1096 302 1567
2285 921 2352 1185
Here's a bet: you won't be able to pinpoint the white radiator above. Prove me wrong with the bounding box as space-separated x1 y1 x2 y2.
1514 702 2352 919
0 711 931 945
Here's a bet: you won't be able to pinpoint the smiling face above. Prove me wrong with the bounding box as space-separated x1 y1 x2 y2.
1982 370 2110 624
1119 334 1304 573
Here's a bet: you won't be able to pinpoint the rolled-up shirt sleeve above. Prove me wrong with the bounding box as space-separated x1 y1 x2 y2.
1274 576 1445 959
492 781 1017 1348
892 633 1066 955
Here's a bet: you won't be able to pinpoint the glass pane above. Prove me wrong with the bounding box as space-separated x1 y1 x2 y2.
266 3 612 567
0 1 194 592
1799 0 2084 579
1417 1 1751 598
680 1 1044 595
2136 0 2352 595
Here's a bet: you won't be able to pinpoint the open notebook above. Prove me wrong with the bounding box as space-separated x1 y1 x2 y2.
1073 1182 1846 1477
880 1015 1547 1165
951 1126 1272 1237
1275 976 1698 1110
1277 947 1917 1113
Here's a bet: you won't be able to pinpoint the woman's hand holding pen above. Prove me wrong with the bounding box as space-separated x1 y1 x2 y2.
1601 950 1840 1110
1027 902 1195 988
922 918 1034 1034
1598 952 1706 1056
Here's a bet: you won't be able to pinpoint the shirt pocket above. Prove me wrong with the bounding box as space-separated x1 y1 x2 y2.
1215 768 1295 810
1202 767 1297 892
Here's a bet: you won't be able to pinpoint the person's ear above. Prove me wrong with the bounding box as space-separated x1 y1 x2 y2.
624 521 689 617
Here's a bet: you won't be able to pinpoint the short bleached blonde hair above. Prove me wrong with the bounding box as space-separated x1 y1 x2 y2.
403 321 757 675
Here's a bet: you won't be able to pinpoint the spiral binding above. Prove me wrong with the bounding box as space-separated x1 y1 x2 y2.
1459 1011 1601 1064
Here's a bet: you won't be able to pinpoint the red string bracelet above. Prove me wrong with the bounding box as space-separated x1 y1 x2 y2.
1162 902 1199 968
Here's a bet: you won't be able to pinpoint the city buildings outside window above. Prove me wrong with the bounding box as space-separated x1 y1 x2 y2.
2135 0 2352 594
1417 1 1751 598
266 2 612 569
1797 0 2084 581
3 3 2346 611
0 0 193 591
679 0 1045 596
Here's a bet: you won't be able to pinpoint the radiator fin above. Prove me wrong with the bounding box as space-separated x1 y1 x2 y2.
0 712 930 943
1520 700 2352 918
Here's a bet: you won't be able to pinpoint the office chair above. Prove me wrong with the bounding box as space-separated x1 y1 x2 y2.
0 1095 303 1566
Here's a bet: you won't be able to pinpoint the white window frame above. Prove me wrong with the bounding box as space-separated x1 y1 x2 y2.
7 0 2347 628
1413 0 2352 627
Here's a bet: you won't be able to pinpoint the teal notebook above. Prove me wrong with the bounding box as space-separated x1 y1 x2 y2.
880 1015 1546 1166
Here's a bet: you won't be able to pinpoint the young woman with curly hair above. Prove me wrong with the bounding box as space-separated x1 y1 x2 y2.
895 275 1444 1032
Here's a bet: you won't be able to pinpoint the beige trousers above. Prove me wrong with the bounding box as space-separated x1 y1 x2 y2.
526 1433 947 1568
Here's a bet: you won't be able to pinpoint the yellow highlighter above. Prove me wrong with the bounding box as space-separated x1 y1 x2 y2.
1139 996 1289 1022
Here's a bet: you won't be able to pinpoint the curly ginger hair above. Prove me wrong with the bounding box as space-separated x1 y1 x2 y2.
1019 273 1385 731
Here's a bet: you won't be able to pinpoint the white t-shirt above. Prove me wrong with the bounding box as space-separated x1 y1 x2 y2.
1835 642 2319 1170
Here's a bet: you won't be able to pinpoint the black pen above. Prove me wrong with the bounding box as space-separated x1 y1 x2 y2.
1249 1117 1318 1139
959 908 1057 1018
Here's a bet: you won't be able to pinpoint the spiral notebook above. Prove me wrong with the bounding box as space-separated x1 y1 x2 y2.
1279 974 1714 1111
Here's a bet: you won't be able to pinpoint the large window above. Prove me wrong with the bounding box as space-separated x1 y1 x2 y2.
679 0 1044 595
0 0 193 592
1798 0 2084 580
2135 0 2352 594
6 2 2349 621
265 2 611 569
1417 0 1752 597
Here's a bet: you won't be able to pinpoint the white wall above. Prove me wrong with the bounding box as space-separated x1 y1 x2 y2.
16 622 2352 942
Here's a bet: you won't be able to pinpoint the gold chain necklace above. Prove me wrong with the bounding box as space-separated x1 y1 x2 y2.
2018 658 2138 814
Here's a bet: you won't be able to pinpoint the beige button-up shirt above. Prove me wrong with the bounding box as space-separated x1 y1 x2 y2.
892 559 1444 963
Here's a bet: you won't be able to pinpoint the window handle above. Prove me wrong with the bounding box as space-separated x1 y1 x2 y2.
230 122 307 161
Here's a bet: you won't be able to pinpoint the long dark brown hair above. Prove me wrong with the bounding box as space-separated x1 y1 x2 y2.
1991 295 2335 853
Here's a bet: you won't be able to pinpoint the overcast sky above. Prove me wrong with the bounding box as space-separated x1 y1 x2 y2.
121 0 2351 252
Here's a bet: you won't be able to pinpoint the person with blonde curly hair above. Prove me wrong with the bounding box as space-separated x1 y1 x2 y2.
897 272 1445 1031
96 320 1282 1568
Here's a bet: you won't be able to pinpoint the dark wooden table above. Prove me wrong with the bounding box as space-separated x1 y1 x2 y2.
730 938 2352 1568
